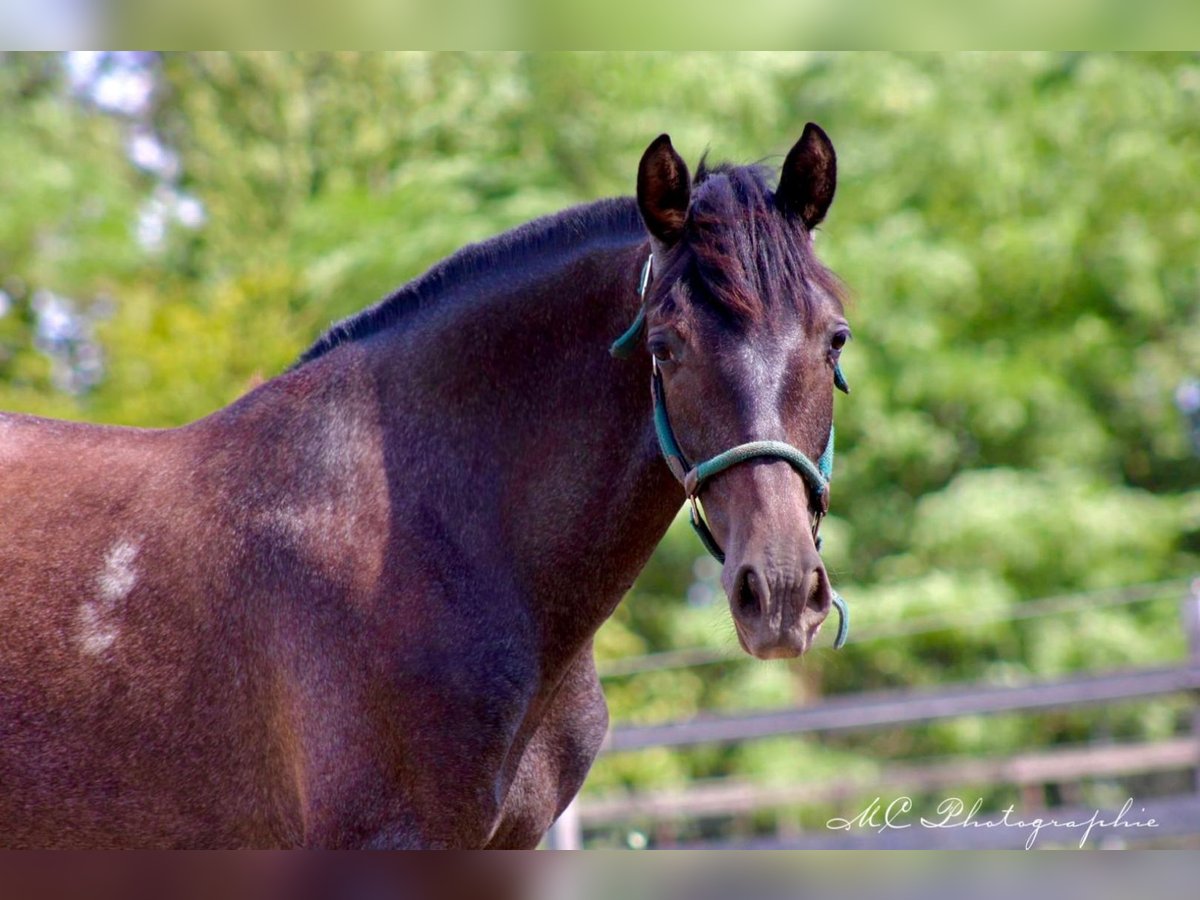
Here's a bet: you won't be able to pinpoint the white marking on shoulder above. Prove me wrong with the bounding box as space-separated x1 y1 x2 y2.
77 538 141 656
99 539 139 602
77 603 118 655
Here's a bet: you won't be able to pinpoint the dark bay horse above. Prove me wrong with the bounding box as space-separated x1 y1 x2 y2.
0 125 849 848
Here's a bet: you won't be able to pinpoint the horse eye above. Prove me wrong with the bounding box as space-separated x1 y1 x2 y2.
650 341 673 363
830 331 849 352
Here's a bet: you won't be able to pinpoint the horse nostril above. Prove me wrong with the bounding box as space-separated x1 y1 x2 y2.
737 569 763 620
808 565 832 614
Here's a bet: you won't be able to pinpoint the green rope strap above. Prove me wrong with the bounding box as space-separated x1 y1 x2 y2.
685 440 828 503
609 256 654 360
834 362 850 395
651 360 689 482
817 424 835 480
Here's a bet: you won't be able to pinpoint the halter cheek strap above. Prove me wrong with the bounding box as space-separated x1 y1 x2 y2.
615 252 850 649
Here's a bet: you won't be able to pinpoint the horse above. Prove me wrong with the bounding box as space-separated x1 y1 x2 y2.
0 124 850 848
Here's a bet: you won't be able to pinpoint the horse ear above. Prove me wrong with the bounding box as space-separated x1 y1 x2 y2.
637 134 691 245
777 122 837 229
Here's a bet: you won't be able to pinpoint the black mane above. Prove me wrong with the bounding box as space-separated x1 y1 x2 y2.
294 197 643 367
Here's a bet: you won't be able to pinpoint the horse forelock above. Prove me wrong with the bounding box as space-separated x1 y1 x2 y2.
673 160 846 328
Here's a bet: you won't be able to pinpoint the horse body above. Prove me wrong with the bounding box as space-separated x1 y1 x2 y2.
0 127 849 848
0 212 678 848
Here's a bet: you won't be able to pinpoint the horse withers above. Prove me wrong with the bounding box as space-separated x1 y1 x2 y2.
0 125 850 848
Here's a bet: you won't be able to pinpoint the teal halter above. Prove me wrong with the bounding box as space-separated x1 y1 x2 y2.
612 254 850 649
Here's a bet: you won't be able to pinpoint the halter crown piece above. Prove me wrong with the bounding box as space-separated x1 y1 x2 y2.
611 253 850 649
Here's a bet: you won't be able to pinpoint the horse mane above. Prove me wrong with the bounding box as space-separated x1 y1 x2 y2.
295 158 845 367
294 198 643 367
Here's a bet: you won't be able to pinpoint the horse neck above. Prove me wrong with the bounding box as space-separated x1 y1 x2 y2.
349 230 683 658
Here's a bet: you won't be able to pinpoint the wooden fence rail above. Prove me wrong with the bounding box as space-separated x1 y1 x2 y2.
603 663 1200 753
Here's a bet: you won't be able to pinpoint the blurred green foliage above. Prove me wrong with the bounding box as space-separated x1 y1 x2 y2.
2 52 1198 839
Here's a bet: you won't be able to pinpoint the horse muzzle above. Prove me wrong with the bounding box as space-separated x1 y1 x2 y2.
726 555 833 659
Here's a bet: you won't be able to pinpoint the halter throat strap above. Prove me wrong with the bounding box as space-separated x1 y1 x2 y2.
609 255 654 360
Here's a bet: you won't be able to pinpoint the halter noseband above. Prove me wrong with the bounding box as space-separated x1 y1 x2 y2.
612 253 850 649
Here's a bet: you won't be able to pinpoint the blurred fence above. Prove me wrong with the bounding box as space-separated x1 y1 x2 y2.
547 577 1200 849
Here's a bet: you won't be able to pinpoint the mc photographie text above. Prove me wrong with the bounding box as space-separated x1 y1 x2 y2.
827 796 1158 849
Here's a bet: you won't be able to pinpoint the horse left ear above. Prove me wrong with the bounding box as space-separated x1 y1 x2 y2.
777 122 837 229
637 134 691 245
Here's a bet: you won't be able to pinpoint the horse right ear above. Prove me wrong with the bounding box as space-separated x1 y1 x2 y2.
777 123 837 229
637 134 691 245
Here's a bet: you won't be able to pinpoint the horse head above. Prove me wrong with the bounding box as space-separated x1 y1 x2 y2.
630 124 850 659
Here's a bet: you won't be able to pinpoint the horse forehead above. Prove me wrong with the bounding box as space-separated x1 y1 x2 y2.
714 313 812 367
710 331 805 410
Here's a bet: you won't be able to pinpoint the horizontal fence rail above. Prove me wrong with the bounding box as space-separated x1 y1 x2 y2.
604 663 1200 753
